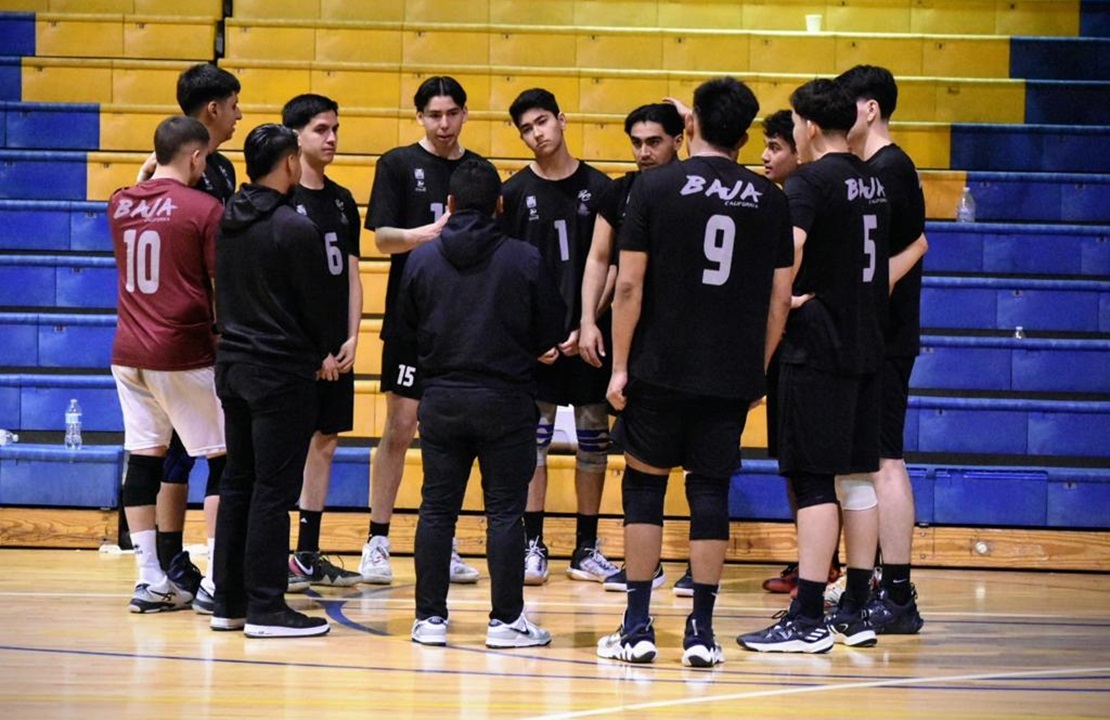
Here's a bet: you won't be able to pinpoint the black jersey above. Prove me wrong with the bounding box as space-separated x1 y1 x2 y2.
293 177 362 353
781 152 891 375
618 155 794 400
200 151 236 205
593 171 638 235
366 143 484 339
501 162 611 330
869 144 925 357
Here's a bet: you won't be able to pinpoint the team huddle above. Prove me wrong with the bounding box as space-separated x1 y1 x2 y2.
107 61 927 664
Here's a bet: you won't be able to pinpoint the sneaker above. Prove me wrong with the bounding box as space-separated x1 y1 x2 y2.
596 618 657 664
762 562 798 594
602 564 666 593
672 565 694 597
449 539 481 584
360 535 393 585
823 574 846 608
567 542 620 583
210 615 246 631
737 606 834 654
291 551 362 587
789 564 845 599
524 538 549 586
682 615 725 668
193 576 215 615
825 602 878 647
244 608 330 638
167 550 203 597
128 578 194 614
486 612 552 648
287 567 310 593
865 586 925 635
411 616 448 646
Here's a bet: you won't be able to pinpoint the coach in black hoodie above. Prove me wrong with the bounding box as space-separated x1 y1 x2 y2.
213 123 335 638
399 158 565 647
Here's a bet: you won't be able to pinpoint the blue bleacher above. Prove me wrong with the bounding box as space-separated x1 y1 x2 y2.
1025 80 1110 125
0 373 121 432
2 102 100 151
1082 0 1110 37
924 221 1110 276
0 443 122 508
0 14 34 58
0 254 117 309
0 57 17 102
0 312 116 368
184 447 371 507
1010 37 1110 80
0 150 87 201
950 124 1110 173
921 276 1110 332
964 170 1110 223
0 200 110 252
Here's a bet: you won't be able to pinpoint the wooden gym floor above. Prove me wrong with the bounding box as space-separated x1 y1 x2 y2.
0 549 1107 719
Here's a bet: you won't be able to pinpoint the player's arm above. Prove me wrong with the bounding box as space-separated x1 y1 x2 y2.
289 222 338 380
335 254 364 373
790 226 815 308
579 214 616 368
373 218 449 255
607 249 647 411
889 232 928 293
765 267 792 371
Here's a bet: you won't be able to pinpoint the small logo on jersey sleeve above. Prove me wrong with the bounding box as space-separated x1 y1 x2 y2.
526 195 539 222
577 189 593 216
414 168 427 193
679 175 763 207
295 204 308 216
845 176 887 204
335 198 348 224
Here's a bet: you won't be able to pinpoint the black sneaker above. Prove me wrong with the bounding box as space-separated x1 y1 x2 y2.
738 605 833 654
825 602 878 647
167 550 203 597
865 586 925 635
596 617 657 663
291 551 362 587
244 607 330 638
672 565 694 597
602 563 666 592
681 614 724 667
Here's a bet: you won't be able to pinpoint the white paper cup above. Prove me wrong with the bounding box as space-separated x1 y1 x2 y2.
806 14 823 33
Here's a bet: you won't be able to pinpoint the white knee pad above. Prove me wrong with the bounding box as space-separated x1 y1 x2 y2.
835 473 878 511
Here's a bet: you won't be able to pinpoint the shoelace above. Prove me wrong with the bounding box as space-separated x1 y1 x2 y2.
586 545 618 574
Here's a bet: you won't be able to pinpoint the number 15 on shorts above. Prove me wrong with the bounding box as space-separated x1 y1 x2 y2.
396 364 416 388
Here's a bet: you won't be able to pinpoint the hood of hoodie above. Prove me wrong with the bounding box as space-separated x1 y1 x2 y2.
221 184 291 232
437 210 506 271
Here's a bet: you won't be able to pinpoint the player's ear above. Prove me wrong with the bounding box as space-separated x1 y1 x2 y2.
447 194 457 213
460 106 468 124
495 195 504 216
557 112 567 129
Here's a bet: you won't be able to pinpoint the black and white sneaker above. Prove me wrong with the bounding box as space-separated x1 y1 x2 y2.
681 615 725 668
602 563 666 592
486 612 552 648
244 608 330 638
290 551 362 587
129 578 193 614
825 602 878 647
738 606 834 653
865 585 925 635
672 565 694 597
192 576 215 615
567 543 620 583
596 617 657 663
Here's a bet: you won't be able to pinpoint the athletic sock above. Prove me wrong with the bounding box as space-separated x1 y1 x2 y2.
524 511 545 544
368 521 390 543
795 578 826 620
625 579 653 630
575 513 599 550
691 582 718 633
842 567 874 613
297 509 322 554
156 530 183 571
882 563 912 605
132 529 164 587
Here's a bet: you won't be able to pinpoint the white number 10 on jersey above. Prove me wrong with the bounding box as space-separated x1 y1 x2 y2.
122 228 161 294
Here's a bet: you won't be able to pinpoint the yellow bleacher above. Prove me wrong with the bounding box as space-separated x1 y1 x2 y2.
32 13 216 60
0 0 222 15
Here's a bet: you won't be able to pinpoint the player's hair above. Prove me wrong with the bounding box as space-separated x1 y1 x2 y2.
692 77 760 151
762 109 797 152
624 103 684 138
281 93 340 130
790 79 856 133
414 76 467 112
244 123 300 182
449 158 502 217
836 64 898 120
176 63 241 117
153 116 210 165
509 88 561 128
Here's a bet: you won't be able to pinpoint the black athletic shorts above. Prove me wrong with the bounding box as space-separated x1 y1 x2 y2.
380 336 422 399
879 356 915 460
776 363 880 476
612 380 748 479
536 354 609 407
315 370 354 435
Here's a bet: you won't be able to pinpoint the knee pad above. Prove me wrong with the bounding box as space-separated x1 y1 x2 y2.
685 474 731 540
835 473 878 511
789 471 838 509
162 441 195 485
575 428 611 473
535 421 553 466
122 454 164 507
621 466 668 526
205 455 226 497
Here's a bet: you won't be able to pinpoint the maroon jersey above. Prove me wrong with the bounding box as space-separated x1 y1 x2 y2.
109 178 223 370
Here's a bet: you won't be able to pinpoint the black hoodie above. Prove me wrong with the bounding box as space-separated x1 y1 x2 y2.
398 210 566 392
216 184 331 379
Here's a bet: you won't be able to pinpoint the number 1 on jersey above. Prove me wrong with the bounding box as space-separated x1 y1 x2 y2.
553 219 570 262
431 202 445 222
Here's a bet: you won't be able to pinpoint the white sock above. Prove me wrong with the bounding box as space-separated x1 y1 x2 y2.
205 537 216 592
131 530 165 587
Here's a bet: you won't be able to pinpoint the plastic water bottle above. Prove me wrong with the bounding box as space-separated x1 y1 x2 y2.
64 398 82 450
956 186 976 223
0 429 18 446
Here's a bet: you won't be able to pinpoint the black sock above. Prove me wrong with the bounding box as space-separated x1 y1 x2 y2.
575 514 599 550
842 567 874 613
524 511 545 543
882 563 912 604
297 509 322 554
691 582 718 631
368 521 390 543
625 579 653 629
156 530 183 572
795 578 826 620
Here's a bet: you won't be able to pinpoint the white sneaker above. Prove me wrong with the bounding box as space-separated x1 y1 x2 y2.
524 538 549 586
566 542 620 583
596 618 657 664
129 578 193 614
411 616 448 646
824 574 847 608
449 538 480 584
360 535 392 584
210 615 246 631
485 612 552 648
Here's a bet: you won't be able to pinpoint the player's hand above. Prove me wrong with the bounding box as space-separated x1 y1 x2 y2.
579 322 605 368
537 347 559 365
607 370 629 411
663 96 692 121
335 336 358 373
791 292 815 309
137 151 157 183
558 329 580 357
318 353 340 381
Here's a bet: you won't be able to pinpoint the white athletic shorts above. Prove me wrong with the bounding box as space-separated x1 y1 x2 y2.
111 364 225 456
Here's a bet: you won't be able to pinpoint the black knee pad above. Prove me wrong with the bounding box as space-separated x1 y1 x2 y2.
205 455 225 497
621 466 668 527
122 454 164 507
685 473 731 540
789 471 838 509
162 440 195 485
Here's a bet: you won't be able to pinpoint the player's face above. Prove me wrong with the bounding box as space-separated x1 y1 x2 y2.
792 110 814 163
418 95 467 152
297 110 339 168
846 98 876 156
761 134 798 184
516 108 565 159
211 91 242 145
628 121 680 171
